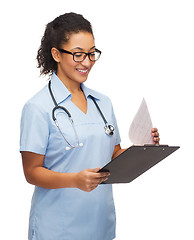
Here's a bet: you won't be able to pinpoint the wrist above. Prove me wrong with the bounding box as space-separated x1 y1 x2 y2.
71 172 79 188
59 172 78 189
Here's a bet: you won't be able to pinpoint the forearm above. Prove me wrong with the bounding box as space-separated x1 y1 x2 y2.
112 148 127 159
26 166 77 189
26 167 109 192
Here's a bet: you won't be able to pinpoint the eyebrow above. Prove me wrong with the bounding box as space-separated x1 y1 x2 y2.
71 46 96 51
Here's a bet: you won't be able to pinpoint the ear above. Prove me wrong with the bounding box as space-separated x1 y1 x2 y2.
51 48 61 63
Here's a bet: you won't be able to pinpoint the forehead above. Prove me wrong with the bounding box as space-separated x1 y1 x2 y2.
62 32 95 51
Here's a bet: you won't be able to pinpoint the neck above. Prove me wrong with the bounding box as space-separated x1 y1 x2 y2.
56 71 82 94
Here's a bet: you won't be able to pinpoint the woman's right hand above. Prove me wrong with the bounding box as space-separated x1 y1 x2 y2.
75 167 110 192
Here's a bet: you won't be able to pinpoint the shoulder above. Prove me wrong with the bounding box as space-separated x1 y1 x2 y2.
91 89 113 110
22 84 51 113
82 84 112 105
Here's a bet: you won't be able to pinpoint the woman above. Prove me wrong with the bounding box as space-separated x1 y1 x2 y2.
20 12 159 240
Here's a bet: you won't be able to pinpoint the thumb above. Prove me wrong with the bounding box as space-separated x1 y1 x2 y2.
88 167 101 173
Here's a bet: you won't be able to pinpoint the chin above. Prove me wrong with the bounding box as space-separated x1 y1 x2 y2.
76 73 90 83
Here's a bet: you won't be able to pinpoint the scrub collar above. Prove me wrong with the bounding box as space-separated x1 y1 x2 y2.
50 72 100 105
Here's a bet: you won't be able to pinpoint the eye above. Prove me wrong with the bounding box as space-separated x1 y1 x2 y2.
74 52 84 58
89 52 96 60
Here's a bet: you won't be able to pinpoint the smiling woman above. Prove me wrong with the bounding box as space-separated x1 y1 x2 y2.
20 12 159 240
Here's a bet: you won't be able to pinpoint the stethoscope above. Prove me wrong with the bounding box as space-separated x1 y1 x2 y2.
48 81 114 150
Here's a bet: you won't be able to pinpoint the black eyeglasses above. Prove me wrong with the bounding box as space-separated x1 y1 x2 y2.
58 48 101 62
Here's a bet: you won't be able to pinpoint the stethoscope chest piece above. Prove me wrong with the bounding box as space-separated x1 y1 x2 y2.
104 124 114 136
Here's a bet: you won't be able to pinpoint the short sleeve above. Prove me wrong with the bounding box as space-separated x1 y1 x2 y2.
111 105 121 146
20 102 49 155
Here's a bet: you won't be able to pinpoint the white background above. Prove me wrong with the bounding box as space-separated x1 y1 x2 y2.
1 0 194 239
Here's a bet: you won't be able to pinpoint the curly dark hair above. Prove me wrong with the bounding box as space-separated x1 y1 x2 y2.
37 12 94 76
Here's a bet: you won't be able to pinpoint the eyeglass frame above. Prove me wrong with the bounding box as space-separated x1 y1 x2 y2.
57 48 102 62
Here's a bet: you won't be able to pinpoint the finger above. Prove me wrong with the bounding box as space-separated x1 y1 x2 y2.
98 176 109 182
92 174 109 183
88 181 100 191
94 172 110 179
90 184 99 191
87 167 101 173
85 185 98 192
152 132 159 137
153 137 160 143
92 177 109 186
101 177 109 183
152 128 158 133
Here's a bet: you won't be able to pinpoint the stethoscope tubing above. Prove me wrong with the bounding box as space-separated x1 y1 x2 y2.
48 80 114 150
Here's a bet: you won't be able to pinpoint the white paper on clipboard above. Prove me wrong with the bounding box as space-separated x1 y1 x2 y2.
129 98 153 145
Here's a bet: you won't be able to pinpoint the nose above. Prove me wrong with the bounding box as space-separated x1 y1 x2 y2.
81 55 92 67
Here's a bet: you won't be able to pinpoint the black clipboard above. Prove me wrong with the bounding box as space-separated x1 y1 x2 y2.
99 145 180 184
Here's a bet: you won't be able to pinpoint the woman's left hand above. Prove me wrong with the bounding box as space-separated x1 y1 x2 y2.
152 128 160 145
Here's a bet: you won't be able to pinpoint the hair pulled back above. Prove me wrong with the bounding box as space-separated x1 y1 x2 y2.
37 12 93 76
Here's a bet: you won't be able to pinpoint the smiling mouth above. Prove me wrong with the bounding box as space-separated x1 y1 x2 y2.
76 68 89 73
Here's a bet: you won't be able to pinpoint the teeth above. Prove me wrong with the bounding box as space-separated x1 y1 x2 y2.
77 69 88 73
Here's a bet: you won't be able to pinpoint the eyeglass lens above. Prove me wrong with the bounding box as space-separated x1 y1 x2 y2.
74 50 101 62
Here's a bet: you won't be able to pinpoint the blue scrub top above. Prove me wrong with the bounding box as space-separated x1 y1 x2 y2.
20 73 121 240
